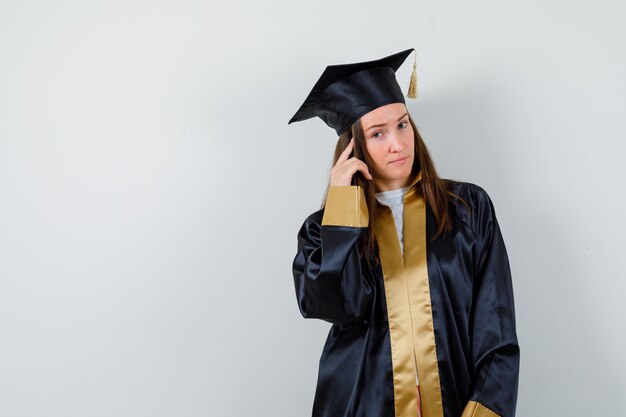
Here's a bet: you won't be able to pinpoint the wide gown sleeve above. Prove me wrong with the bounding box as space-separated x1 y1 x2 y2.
291 185 374 326
461 186 521 417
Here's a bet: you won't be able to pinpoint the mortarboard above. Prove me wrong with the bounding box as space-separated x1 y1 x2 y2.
288 48 418 136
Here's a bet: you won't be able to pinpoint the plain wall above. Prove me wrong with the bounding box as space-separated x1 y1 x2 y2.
1 0 625 416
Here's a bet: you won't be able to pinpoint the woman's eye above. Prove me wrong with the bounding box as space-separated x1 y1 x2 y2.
399 121 408 128
372 131 383 139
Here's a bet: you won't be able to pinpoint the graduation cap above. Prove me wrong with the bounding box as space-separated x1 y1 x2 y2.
288 48 418 136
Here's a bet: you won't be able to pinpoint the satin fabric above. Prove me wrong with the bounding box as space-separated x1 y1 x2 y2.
371 171 442 417
292 180 520 417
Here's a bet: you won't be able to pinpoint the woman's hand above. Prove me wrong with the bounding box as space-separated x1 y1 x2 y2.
330 138 373 186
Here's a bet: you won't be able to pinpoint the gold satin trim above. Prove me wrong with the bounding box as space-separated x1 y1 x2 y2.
460 401 501 417
322 185 369 227
374 170 444 417
374 200 418 417
403 175 444 417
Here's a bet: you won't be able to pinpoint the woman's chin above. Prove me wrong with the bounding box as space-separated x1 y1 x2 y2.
384 167 412 179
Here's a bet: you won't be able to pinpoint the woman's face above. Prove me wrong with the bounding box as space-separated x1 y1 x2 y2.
360 102 415 192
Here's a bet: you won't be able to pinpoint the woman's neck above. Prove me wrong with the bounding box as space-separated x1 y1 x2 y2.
374 174 416 192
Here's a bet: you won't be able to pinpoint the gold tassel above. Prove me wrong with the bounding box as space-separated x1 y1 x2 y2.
407 50 418 99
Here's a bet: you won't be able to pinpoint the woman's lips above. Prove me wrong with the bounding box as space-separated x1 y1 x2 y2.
390 156 408 164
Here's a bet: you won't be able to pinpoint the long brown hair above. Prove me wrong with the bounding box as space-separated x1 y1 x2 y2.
320 114 469 269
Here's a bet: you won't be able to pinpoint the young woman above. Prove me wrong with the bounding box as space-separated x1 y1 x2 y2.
289 48 520 417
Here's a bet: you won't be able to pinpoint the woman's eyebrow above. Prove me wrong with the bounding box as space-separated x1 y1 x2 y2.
365 112 409 132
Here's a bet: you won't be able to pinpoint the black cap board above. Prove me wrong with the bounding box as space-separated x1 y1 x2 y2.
288 48 418 136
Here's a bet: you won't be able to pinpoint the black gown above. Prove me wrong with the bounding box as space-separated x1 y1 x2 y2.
291 170 520 417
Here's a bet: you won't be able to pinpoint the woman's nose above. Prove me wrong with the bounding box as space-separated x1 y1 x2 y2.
389 133 404 151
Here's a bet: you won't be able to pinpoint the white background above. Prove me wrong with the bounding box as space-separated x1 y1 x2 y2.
1 1 625 416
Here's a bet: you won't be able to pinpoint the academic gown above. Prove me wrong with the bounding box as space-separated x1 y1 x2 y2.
291 170 520 417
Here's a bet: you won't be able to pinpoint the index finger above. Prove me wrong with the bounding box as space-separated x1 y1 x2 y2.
337 138 354 163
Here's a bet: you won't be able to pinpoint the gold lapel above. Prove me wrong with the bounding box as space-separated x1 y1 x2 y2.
373 170 444 417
